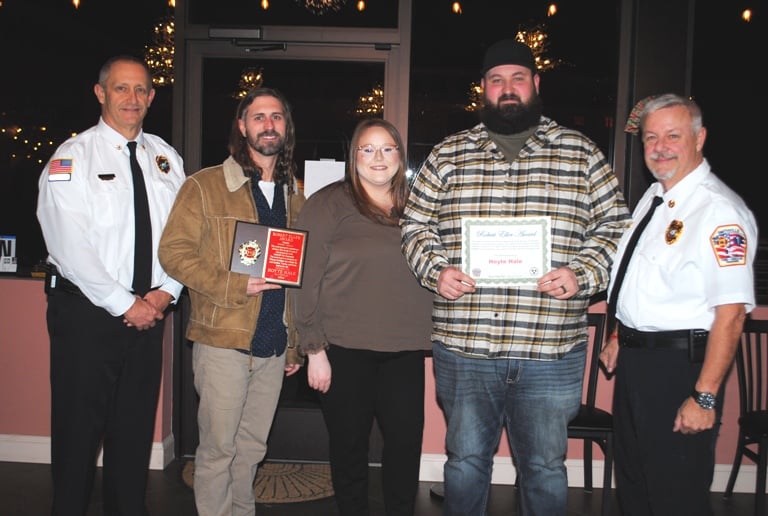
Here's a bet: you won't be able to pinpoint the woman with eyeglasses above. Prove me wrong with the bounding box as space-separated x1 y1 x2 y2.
290 118 433 515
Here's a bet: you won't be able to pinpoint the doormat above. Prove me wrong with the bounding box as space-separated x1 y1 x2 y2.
182 460 334 504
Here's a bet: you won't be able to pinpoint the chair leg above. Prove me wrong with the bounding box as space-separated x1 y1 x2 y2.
584 440 594 493
723 433 745 499
602 436 613 516
756 441 767 516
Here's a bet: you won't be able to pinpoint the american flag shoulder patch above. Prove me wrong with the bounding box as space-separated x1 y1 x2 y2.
48 158 73 182
710 224 748 267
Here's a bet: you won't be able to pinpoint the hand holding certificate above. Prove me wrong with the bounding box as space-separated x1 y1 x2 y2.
230 221 308 287
461 216 551 287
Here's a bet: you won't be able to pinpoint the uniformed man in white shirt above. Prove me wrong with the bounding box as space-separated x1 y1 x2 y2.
600 93 757 516
36 55 185 516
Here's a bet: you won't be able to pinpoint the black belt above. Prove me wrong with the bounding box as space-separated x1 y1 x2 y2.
45 266 87 298
46 265 157 298
618 323 709 362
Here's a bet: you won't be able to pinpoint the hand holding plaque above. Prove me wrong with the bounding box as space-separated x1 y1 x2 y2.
230 221 308 287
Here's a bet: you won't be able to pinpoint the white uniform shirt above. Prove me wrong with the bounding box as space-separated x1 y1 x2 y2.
608 159 757 331
37 117 186 316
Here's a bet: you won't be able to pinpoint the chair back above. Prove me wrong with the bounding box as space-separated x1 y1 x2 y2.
584 312 607 407
735 318 768 417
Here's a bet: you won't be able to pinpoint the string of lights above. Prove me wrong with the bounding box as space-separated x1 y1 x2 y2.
144 16 175 86
355 84 384 116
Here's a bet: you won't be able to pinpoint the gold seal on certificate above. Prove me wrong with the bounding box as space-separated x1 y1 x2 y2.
230 221 308 287
461 216 552 286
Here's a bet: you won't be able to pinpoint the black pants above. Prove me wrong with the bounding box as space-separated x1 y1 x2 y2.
319 345 426 516
613 346 723 516
47 291 165 516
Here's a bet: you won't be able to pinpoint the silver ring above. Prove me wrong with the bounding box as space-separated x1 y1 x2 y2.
561 285 567 294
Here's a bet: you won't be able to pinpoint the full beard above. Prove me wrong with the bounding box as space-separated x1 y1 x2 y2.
247 131 285 157
478 93 543 135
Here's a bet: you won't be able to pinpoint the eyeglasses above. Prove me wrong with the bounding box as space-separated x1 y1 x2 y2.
356 144 399 158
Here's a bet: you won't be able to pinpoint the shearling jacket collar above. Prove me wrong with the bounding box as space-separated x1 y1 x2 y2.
223 155 251 192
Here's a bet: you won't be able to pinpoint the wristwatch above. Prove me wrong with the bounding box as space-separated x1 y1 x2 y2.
691 389 716 410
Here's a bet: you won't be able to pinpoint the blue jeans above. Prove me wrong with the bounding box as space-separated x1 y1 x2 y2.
433 341 586 516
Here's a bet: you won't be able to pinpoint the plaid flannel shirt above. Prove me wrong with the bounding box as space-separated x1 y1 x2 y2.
401 118 632 359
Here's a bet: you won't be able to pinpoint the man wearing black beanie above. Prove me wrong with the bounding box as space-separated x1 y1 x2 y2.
401 39 631 515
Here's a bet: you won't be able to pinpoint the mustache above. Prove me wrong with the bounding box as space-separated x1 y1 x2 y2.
258 130 281 138
497 93 521 103
649 151 676 160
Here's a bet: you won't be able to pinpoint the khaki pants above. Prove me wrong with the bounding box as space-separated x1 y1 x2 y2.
192 342 285 516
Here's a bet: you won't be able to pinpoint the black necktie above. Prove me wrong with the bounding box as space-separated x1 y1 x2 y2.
607 195 663 335
127 141 152 296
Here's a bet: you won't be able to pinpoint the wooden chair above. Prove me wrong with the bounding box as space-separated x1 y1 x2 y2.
567 312 613 516
723 318 768 516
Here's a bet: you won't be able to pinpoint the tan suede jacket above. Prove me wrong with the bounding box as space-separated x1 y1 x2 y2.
158 156 305 363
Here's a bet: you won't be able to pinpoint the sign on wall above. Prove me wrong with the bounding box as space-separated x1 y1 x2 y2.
0 235 17 273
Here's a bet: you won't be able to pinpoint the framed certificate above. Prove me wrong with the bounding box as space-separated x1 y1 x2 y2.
230 221 308 287
461 216 552 287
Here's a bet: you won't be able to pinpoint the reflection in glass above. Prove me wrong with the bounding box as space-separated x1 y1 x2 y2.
201 58 384 179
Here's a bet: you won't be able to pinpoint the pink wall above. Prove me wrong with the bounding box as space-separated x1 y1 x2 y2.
0 278 168 443
0 278 50 436
1 277 764 467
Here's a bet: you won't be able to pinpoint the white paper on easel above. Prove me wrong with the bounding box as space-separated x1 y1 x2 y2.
304 160 345 198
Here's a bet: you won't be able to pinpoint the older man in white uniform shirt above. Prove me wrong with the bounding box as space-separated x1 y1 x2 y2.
36 55 185 516
600 93 757 516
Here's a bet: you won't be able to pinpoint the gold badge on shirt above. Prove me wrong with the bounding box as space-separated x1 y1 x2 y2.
156 155 171 174
665 220 683 244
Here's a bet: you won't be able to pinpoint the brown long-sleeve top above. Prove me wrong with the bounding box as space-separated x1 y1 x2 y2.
290 181 433 354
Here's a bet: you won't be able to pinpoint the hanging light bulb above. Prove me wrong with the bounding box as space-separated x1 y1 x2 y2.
741 9 752 22
72 0 80 8
451 2 462 14
261 0 269 9
357 0 365 11
547 4 557 17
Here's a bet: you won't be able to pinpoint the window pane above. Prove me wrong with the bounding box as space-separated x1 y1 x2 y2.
408 1 620 171
200 58 385 177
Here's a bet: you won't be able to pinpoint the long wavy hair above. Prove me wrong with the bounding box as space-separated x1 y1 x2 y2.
228 87 297 186
346 118 408 226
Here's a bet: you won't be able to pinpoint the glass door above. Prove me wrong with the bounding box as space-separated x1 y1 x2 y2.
182 39 408 177
176 36 407 459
